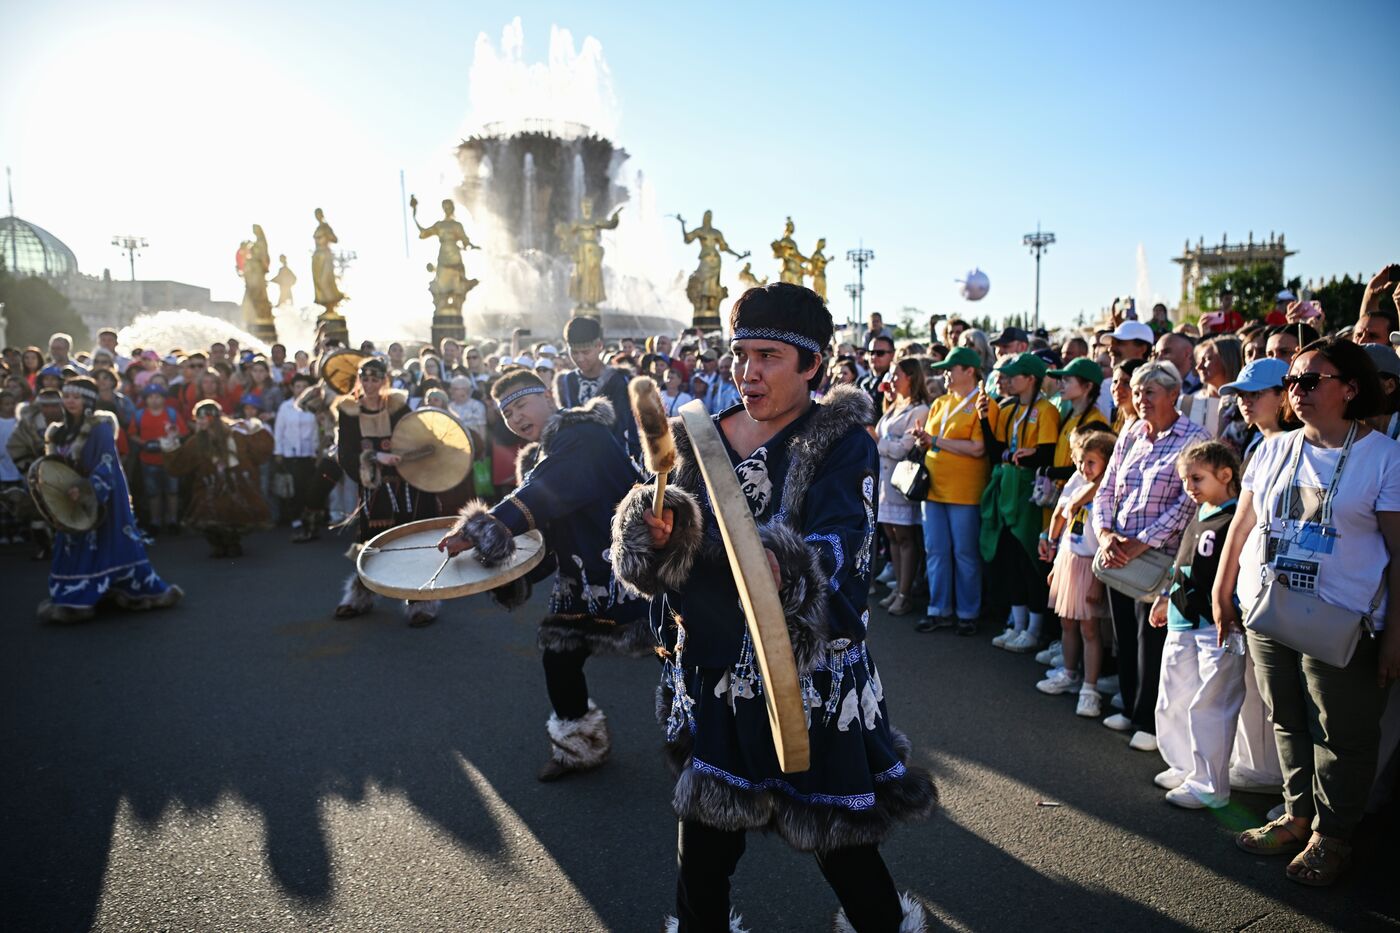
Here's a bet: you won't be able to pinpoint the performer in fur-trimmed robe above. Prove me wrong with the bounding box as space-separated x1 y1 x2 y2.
37 377 182 624
612 284 935 932
436 366 650 781
162 399 274 557
333 357 442 626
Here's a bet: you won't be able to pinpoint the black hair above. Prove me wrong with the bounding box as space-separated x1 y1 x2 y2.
564 315 604 346
1359 305 1400 332
729 283 832 391
1296 337 1386 420
489 365 548 402
1267 322 1320 347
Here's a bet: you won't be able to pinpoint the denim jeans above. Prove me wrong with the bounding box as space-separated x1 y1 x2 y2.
922 500 981 619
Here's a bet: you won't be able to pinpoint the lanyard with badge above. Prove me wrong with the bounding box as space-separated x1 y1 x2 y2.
1004 400 1032 456
1263 421 1356 593
937 392 974 440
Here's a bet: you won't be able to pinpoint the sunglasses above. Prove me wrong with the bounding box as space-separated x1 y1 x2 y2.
869 349 894 357
1281 373 1340 393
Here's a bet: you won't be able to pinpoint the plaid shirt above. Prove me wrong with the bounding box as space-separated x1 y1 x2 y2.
1093 415 1211 551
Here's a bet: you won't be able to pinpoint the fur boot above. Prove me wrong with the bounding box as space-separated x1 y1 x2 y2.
545 701 611 770
833 892 929 933
335 574 376 618
37 599 96 625
662 911 750 933
404 599 440 628
111 583 184 612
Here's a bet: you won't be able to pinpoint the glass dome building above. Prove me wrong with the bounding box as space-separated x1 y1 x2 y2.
0 215 79 278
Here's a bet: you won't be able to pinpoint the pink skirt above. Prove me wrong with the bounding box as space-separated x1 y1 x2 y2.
1049 545 1109 620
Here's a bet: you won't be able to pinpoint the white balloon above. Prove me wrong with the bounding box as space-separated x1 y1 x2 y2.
957 268 990 302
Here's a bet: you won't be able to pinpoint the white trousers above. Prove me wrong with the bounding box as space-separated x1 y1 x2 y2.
1229 644 1283 787
1155 628 1246 802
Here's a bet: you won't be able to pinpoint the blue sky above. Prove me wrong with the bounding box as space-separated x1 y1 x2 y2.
3 0 1397 333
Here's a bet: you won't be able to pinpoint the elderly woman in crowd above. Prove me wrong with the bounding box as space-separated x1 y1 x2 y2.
1213 338 1400 887
873 357 932 616
447 375 487 448
958 328 996 375
1093 361 1210 751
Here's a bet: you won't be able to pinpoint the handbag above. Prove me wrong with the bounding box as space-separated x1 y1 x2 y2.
1241 423 1378 667
1091 546 1174 602
891 448 930 501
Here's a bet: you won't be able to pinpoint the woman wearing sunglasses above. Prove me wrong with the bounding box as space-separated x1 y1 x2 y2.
1212 338 1400 886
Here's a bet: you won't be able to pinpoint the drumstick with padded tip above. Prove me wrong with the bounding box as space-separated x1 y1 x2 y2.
628 376 677 517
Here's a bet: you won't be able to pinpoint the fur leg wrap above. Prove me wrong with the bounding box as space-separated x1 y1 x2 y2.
338 574 375 615
662 912 750 933
611 483 703 597
450 500 515 567
546 702 611 769
404 599 441 626
757 522 831 674
110 583 184 612
490 577 533 611
37 600 96 624
833 893 929 933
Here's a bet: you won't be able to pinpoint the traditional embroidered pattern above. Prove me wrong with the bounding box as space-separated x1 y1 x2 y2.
689 757 877 810
499 385 547 409
731 327 823 355
805 532 844 582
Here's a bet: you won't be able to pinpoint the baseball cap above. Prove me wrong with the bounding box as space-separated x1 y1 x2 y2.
995 351 1049 380
700 348 719 361
1047 356 1105 384
1276 289 1297 302
927 346 983 370
1104 321 1155 344
1363 343 1400 379
162 354 179 365
1219 358 1289 396
990 327 1030 346
537 344 559 357
534 356 555 370
142 384 168 398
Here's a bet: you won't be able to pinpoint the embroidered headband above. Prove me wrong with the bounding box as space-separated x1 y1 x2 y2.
731 327 823 355
61 382 98 401
498 385 547 409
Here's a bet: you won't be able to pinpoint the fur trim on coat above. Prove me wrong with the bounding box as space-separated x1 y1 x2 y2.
834 893 929 932
43 409 120 460
110 583 184 613
537 611 658 658
610 484 704 598
662 912 750 933
546 702 611 768
512 395 615 483
338 573 375 614
449 500 516 566
333 389 409 418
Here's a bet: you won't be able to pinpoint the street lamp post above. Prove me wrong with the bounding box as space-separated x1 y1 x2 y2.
1022 225 1055 332
845 243 874 334
844 283 862 334
111 235 148 281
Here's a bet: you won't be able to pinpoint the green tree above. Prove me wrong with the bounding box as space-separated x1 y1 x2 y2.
1311 273 1387 326
0 264 91 350
1197 262 1301 321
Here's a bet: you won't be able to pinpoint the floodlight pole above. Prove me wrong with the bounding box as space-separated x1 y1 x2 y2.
1022 224 1055 332
846 243 874 330
111 235 148 281
844 283 861 333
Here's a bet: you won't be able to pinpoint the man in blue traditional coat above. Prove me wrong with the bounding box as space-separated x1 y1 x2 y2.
436 366 651 781
611 283 936 932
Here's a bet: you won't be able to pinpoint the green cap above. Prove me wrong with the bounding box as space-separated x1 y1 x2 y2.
994 351 1048 380
1046 356 1105 384
928 346 983 371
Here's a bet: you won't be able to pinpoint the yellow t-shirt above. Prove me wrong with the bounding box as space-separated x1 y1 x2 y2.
991 396 1061 453
923 391 988 505
1053 405 1109 470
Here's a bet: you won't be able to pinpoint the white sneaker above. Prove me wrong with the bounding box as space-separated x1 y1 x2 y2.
875 565 896 585
1096 674 1120 695
1128 731 1158 752
991 629 1015 648
1164 786 1207 809
1153 768 1187 789
1034 640 1062 666
1036 669 1083 695
1102 713 1133 732
1110 693 1125 711
1005 630 1040 654
1075 689 1102 717
1227 769 1281 794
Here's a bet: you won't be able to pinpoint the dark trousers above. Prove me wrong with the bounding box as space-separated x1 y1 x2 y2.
675 820 901 932
542 645 591 720
991 529 1050 611
281 456 317 520
1107 586 1166 733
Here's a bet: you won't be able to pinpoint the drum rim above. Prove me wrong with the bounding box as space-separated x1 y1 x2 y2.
356 516 545 600
27 455 102 534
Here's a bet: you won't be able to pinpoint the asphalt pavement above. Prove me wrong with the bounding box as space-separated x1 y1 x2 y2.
2 529 1395 932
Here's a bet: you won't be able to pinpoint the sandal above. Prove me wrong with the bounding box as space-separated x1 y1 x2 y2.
1235 814 1309 856
1286 834 1352 887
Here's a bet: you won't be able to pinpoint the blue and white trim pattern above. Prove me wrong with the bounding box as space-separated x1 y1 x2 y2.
731 327 823 355
690 757 878 810
498 385 548 409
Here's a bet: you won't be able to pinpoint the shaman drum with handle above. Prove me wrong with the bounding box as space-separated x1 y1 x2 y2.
356 516 546 600
27 455 103 534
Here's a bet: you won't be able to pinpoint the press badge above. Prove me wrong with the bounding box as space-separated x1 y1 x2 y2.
1269 517 1339 557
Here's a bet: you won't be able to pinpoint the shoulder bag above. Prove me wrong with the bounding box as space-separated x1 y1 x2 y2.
1092 545 1174 602
892 447 930 501
1242 423 1380 667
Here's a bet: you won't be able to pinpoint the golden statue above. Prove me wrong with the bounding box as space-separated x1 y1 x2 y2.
771 216 808 285
564 197 622 311
737 261 768 292
411 196 480 314
271 254 297 308
678 210 748 328
805 238 831 301
238 225 275 339
311 207 346 317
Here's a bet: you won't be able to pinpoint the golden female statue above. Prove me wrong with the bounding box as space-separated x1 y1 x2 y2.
565 197 623 310
410 196 480 313
805 238 831 301
771 216 808 285
311 208 346 314
239 225 274 335
679 210 748 327
271 254 297 308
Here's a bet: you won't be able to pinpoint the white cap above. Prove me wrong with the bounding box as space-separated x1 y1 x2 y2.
1105 321 1155 344
515 354 534 368
534 356 555 370
537 344 559 357
1276 289 1297 302
498 355 514 367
